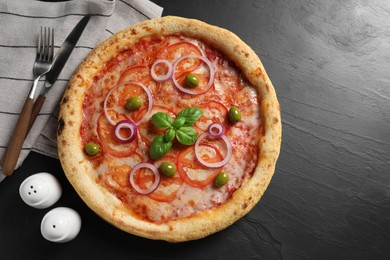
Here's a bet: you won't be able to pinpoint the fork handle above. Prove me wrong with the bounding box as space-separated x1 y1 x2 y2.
27 94 46 134
2 98 34 176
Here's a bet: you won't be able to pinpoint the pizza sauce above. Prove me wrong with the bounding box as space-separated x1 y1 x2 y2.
80 35 261 223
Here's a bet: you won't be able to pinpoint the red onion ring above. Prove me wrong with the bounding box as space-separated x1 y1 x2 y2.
172 54 215 95
151 59 173 82
129 163 161 195
207 122 225 138
194 132 232 168
114 120 137 143
103 81 153 126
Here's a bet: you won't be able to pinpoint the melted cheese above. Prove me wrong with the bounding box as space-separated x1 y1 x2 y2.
81 36 261 223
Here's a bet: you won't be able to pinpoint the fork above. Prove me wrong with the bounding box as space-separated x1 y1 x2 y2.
2 27 54 176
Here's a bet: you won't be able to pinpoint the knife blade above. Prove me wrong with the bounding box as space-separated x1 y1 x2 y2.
28 15 90 132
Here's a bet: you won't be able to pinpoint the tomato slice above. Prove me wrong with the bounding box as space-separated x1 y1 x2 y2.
177 145 223 188
101 153 144 195
118 66 153 85
105 81 152 124
102 164 132 194
148 152 183 202
148 174 183 202
195 101 229 131
136 105 176 145
174 65 213 95
103 164 133 195
158 41 203 78
97 112 138 157
136 166 159 192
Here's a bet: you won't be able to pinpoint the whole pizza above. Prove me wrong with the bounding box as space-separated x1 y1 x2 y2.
58 16 281 242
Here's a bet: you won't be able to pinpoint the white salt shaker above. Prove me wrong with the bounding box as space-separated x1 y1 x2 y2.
41 207 81 243
19 172 62 209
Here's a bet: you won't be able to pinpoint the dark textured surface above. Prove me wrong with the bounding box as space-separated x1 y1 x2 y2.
1 1 390 259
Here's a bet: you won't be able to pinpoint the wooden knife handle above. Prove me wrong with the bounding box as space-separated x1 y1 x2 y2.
2 98 34 176
28 94 46 133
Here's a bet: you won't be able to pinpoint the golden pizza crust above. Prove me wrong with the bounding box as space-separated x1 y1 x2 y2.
58 16 281 242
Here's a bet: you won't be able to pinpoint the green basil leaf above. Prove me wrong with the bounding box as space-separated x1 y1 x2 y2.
149 135 172 160
177 108 203 126
151 112 173 129
176 127 198 145
164 128 176 143
172 117 186 129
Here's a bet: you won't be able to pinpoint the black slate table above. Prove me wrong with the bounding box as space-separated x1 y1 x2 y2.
1 1 389 259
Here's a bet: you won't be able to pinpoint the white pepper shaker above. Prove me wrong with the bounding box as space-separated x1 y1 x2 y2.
19 172 62 209
41 207 81 243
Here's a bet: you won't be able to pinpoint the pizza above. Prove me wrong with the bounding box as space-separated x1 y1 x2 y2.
58 16 281 242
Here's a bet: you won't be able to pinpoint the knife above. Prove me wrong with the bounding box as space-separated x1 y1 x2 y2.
1 15 90 178
28 15 90 132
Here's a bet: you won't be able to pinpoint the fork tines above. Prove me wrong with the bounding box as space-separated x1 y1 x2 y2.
38 27 54 62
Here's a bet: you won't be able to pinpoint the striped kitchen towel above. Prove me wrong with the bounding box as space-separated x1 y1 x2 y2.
0 0 163 181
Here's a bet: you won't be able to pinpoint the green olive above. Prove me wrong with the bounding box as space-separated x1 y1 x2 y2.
214 172 229 188
184 73 199 87
125 96 142 111
228 106 242 123
85 142 100 156
159 162 176 177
